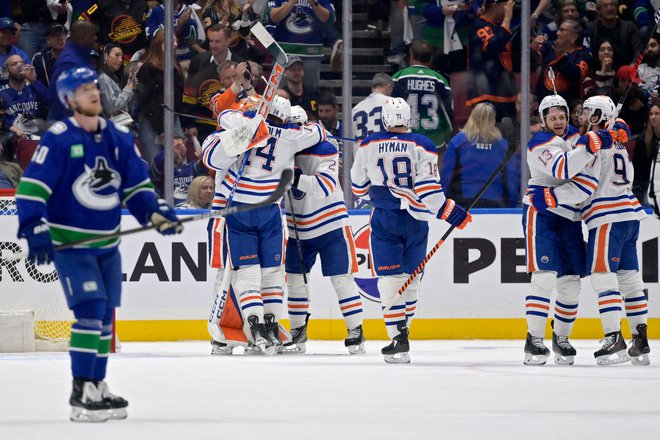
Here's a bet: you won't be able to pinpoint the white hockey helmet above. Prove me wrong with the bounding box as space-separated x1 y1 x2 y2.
382 97 411 130
288 105 308 125
268 96 291 122
539 94 569 129
582 95 616 127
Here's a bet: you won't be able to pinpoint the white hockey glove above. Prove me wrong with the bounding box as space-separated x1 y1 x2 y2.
221 114 269 156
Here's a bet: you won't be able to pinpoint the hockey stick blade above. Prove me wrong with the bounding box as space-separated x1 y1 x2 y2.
6 169 293 259
381 147 520 313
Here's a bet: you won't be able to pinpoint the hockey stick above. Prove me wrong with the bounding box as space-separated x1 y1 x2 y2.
7 169 293 258
250 22 288 119
610 9 660 128
381 148 519 313
286 190 310 285
548 67 558 95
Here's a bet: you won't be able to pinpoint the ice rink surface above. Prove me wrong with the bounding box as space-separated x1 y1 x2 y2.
1 340 659 440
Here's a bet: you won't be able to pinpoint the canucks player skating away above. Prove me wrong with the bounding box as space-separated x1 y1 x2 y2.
530 96 650 366
283 106 365 354
523 93 602 366
15 67 183 422
202 96 326 355
351 98 471 364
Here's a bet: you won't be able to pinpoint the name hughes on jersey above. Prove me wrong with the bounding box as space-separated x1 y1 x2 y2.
406 79 436 92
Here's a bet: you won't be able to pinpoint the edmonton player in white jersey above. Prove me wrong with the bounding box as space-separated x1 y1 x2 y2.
530 96 650 366
351 97 471 364
283 108 365 354
523 93 603 366
15 67 182 421
351 73 394 141
202 96 326 355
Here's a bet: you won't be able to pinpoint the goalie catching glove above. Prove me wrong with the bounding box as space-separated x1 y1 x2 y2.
150 199 184 235
437 198 472 229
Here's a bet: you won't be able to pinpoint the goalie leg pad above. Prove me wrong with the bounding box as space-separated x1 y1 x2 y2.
617 270 648 331
287 273 310 329
591 272 622 335
378 274 409 340
330 274 364 330
526 271 556 338
234 264 264 327
553 275 580 337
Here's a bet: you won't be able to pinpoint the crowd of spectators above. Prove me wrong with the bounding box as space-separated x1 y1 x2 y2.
0 0 658 211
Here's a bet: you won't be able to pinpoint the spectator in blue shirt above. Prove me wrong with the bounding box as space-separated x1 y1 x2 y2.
441 102 519 208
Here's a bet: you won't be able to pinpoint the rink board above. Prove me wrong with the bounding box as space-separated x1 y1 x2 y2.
1 209 658 340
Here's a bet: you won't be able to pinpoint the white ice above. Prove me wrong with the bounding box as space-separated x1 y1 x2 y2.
1 340 659 440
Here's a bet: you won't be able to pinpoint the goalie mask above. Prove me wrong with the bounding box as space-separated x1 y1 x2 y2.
237 96 260 112
582 95 615 128
268 96 291 122
539 94 569 130
382 97 411 130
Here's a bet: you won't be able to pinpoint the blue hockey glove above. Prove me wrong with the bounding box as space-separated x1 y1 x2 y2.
609 118 631 143
529 187 557 212
437 198 472 229
150 199 183 235
582 130 613 154
19 220 54 265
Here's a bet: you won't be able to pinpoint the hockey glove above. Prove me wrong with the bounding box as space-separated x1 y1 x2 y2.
19 220 54 265
437 198 472 229
150 199 183 235
609 118 631 143
529 187 557 212
582 130 613 155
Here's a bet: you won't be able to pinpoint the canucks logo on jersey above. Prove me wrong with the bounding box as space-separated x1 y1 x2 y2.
72 157 122 211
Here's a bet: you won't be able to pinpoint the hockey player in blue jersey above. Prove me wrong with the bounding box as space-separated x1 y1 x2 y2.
284 107 365 354
523 93 605 366
530 96 650 366
351 97 471 364
15 67 182 422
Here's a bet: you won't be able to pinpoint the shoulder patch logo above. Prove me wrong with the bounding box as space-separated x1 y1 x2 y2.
71 144 84 158
72 157 122 211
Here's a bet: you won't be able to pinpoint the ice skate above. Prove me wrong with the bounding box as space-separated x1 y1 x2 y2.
382 323 410 364
552 332 576 365
247 315 276 356
210 339 233 356
595 331 630 365
628 324 651 366
69 379 111 423
283 314 309 354
96 381 128 420
345 325 366 355
264 313 282 349
524 333 550 366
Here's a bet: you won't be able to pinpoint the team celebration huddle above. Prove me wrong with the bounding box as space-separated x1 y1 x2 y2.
3 0 658 427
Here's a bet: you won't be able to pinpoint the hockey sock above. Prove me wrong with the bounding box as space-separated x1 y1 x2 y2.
92 308 114 381
261 266 284 320
591 272 622 334
402 274 419 326
287 273 310 329
618 270 648 333
526 271 556 338
378 274 409 339
235 264 264 323
70 299 105 380
553 275 580 337
330 274 363 330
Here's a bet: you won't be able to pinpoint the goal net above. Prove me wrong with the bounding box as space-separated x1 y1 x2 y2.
0 188 73 350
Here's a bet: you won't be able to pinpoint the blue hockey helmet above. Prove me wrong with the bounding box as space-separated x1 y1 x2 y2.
56 67 99 109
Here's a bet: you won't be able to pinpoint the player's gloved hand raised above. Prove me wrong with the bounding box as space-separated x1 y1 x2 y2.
150 199 183 235
582 130 613 154
437 198 471 229
19 220 54 265
609 118 631 143
529 187 557 212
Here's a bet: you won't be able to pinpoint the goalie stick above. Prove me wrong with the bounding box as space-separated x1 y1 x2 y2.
381 148 519 313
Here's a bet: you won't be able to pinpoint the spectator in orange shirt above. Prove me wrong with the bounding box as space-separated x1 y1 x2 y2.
209 59 258 118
